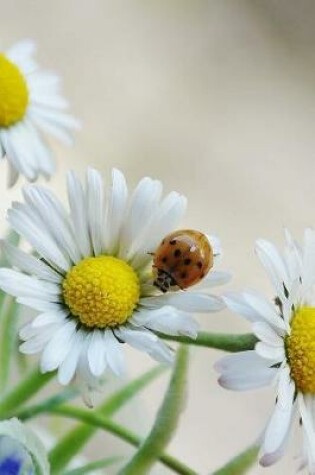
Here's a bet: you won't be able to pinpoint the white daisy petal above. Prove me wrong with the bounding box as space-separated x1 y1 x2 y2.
277 366 295 410
7 161 19 188
243 290 285 330
6 39 36 58
0 138 4 158
218 366 277 391
130 191 187 270
140 292 224 313
207 234 222 257
67 170 92 257
146 339 175 364
255 239 289 298
87 330 107 377
8 206 70 272
20 323 62 354
298 394 315 474
40 320 76 372
23 119 55 178
118 177 163 260
252 321 283 347
23 185 81 263
103 168 128 254
116 326 174 364
16 297 64 313
31 310 68 328
260 383 295 462
28 108 77 146
284 228 303 282
58 330 84 386
302 228 315 292
132 306 199 338
0 128 36 181
86 168 104 256
223 292 264 323
0 240 62 284
0 269 60 301
214 350 271 374
255 342 285 361
196 270 232 289
104 330 126 377
216 351 279 392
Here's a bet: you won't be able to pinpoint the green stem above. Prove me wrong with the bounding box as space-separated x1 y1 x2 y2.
16 389 78 421
38 405 196 475
120 346 189 475
63 456 122 475
213 445 259 475
0 367 54 419
158 332 257 352
48 365 166 474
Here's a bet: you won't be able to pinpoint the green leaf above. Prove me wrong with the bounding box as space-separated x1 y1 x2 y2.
48 365 166 474
0 295 20 391
213 445 259 475
63 456 122 475
157 331 257 352
0 367 54 419
120 345 189 475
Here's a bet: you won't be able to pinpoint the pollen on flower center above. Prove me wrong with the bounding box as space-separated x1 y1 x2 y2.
63 256 140 329
0 54 29 127
286 306 315 394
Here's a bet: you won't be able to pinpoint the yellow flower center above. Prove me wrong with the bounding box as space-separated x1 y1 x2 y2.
63 256 140 328
0 54 29 127
286 306 315 394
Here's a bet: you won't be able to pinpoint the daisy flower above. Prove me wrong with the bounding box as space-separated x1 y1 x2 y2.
0 39 79 186
215 230 315 473
0 168 229 397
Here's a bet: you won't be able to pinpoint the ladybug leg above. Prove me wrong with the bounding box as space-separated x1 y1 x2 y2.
147 252 155 256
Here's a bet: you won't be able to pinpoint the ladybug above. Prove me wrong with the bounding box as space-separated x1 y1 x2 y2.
152 229 213 293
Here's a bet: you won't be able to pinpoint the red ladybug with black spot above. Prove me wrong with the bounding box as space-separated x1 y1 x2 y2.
152 229 213 293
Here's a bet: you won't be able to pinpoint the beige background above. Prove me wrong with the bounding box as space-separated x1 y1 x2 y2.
1 1 315 474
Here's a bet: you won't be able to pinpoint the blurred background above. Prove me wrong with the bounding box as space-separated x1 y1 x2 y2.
1 1 315 473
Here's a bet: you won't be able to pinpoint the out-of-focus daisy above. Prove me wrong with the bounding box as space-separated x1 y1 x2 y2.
0 39 79 186
215 230 315 473
0 418 49 474
0 168 229 398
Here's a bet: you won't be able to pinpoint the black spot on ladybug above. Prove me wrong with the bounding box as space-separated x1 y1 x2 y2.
184 258 191 265
170 239 177 245
197 261 203 269
162 256 168 263
174 249 181 257
181 272 187 279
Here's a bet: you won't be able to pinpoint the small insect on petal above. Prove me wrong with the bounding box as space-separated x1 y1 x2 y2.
152 229 213 292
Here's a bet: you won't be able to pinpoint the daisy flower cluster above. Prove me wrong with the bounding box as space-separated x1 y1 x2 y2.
216 230 315 473
1 37 315 475
0 168 229 397
0 40 79 185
